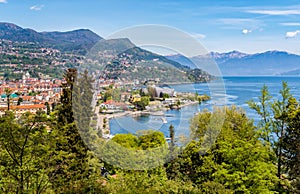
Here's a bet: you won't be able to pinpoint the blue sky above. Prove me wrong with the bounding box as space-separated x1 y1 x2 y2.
1 0 300 54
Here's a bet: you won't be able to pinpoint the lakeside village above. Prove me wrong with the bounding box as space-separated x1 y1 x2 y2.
0 71 210 138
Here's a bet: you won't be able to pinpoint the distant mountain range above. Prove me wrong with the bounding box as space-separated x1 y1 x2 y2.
0 22 102 54
166 51 300 76
1 22 300 76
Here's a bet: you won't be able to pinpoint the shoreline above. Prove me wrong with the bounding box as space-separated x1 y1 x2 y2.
99 100 201 138
103 100 200 119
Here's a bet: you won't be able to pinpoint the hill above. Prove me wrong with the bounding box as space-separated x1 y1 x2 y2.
0 22 214 82
85 38 213 83
0 22 102 54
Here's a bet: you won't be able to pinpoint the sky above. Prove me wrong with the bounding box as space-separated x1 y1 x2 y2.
1 0 300 54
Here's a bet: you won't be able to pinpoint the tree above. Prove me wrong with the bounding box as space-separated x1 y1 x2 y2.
17 97 23 106
51 102 57 111
133 96 149 110
51 68 92 192
45 101 50 115
101 169 202 194
248 82 292 192
4 88 12 111
169 124 175 149
112 131 166 150
57 68 77 124
271 81 292 187
112 134 139 149
167 106 278 193
148 86 156 100
283 97 300 192
248 85 272 143
138 130 166 150
103 90 112 102
163 93 169 99
0 112 56 193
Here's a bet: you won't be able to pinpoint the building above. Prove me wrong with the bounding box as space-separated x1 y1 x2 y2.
154 86 175 98
0 104 46 117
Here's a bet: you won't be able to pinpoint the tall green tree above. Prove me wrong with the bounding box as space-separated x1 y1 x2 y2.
271 81 291 185
45 101 50 115
169 124 175 149
248 82 292 192
283 97 300 192
58 68 77 124
17 97 23 106
51 68 93 192
0 112 56 194
4 88 12 111
248 85 273 143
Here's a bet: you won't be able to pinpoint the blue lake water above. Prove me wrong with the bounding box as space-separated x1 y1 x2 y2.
110 76 300 137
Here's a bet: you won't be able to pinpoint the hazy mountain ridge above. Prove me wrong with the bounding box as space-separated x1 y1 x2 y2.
167 51 300 76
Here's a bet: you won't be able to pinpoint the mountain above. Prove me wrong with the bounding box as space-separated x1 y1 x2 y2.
0 22 102 54
281 69 300 76
212 51 300 76
165 54 196 69
168 51 300 76
209 51 249 64
0 22 213 82
85 38 214 83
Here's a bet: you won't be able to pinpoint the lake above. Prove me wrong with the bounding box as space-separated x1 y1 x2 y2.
110 76 300 137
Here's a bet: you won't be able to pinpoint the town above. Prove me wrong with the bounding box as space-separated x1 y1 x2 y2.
0 38 211 136
0 69 210 137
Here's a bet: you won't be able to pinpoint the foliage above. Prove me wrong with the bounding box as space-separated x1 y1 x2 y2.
112 134 139 149
102 169 202 194
248 81 293 192
112 131 167 151
50 68 92 192
0 112 56 193
248 85 273 143
282 97 300 192
132 96 150 110
167 106 278 193
1 70 300 193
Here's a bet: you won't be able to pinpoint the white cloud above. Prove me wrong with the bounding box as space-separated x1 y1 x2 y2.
30 4 44 11
0 0 7 3
286 30 300 38
247 9 300 15
242 29 252 34
191 33 206 39
219 18 256 25
281 22 300 26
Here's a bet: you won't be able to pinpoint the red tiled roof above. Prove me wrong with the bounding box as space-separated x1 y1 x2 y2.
0 104 46 111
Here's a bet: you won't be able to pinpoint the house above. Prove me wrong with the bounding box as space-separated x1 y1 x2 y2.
0 104 47 117
100 100 116 110
154 86 175 98
129 94 141 103
100 100 128 111
163 98 178 105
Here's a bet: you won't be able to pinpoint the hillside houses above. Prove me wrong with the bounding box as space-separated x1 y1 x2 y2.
100 100 129 112
0 72 61 116
0 104 46 117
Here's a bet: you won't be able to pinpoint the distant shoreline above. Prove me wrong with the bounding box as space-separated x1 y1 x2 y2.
104 100 199 118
